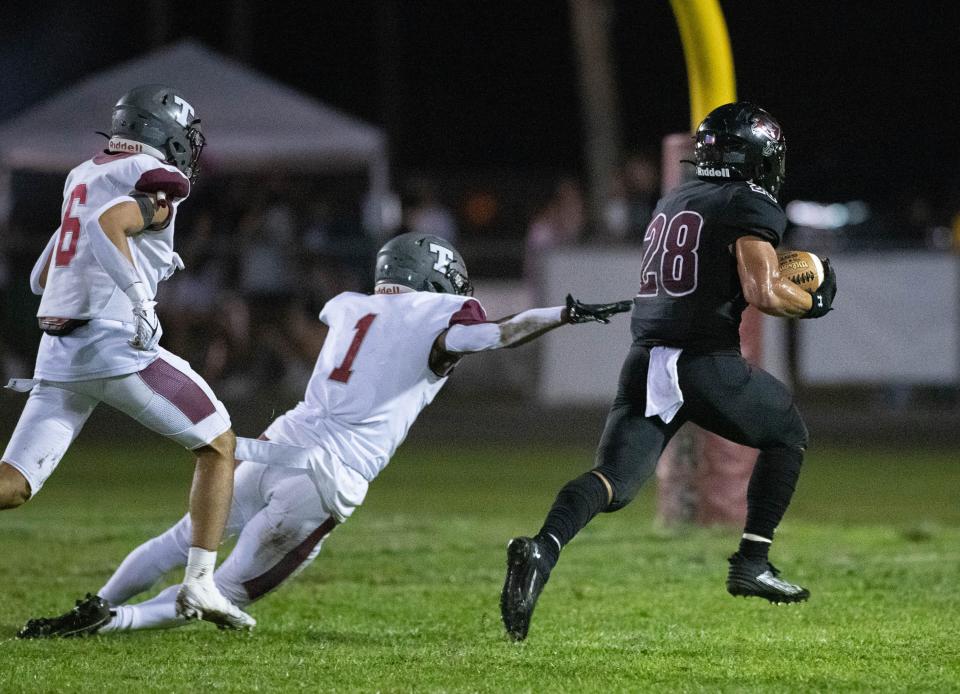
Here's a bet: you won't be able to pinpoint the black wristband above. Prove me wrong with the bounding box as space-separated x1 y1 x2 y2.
801 291 831 319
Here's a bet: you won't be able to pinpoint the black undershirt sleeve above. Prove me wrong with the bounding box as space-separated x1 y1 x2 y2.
128 192 157 230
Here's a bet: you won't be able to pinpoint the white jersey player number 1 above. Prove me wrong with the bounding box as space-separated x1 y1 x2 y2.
329 313 377 384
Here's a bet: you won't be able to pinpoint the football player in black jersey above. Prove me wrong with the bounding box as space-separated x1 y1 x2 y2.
501 102 838 641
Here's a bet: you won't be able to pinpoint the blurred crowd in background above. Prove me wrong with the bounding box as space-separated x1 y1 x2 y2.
3 152 960 401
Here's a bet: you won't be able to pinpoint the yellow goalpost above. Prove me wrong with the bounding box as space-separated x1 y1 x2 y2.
670 0 736 129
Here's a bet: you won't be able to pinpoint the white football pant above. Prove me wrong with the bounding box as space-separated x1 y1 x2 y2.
2 348 231 496
99 461 337 631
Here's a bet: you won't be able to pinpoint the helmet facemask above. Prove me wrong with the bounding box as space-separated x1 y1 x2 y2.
174 119 205 184
444 267 473 296
757 139 786 198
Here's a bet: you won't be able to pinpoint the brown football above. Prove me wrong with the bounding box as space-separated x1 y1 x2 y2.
777 250 824 291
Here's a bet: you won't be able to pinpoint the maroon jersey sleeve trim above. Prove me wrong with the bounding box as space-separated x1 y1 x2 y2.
135 168 190 199
448 299 488 326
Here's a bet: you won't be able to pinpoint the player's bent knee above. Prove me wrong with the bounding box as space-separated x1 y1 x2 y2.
605 494 634 513
795 422 810 451
0 463 32 509
590 470 615 506
781 408 809 451
606 478 648 512
196 428 237 461
0 490 29 510
594 468 640 513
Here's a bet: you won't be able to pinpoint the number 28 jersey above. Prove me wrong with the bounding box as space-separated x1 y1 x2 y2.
278 291 486 482
630 179 787 353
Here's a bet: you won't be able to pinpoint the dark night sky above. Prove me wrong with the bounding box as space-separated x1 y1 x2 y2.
2 1 959 213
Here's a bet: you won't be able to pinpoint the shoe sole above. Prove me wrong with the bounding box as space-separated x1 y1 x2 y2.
501 538 536 642
176 589 256 630
178 603 256 630
727 582 810 604
59 613 113 637
202 610 256 630
18 612 112 639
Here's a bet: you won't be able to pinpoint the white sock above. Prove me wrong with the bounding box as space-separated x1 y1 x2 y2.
99 527 190 606
100 585 186 632
184 547 217 584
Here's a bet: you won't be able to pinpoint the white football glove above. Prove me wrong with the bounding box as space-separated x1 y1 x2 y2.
130 300 162 350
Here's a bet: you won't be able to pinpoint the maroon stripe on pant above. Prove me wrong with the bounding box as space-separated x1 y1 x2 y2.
242 517 338 601
137 358 216 424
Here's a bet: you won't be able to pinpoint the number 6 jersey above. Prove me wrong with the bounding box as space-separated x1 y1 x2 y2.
32 150 190 381
631 179 787 353
271 291 487 483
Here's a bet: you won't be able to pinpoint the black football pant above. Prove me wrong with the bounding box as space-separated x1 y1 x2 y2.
538 344 809 554
594 344 808 514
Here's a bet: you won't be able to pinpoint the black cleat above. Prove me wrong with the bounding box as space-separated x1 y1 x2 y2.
726 553 810 604
500 536 551 641
17 594 112 639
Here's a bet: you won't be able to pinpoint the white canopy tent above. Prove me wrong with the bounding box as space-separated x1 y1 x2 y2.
0 39 390 228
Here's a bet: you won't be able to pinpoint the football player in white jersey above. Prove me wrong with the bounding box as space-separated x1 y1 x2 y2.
5 85 254 634
18 232 632 637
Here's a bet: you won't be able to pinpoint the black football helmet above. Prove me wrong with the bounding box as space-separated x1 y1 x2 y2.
109 85 205 183
374 232 472 295
694 102 786 199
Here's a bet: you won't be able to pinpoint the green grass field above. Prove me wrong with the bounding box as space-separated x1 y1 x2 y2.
0 440 958 692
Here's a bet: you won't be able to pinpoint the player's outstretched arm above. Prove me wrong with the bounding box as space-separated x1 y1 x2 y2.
435 295 632 356
736 236 816 318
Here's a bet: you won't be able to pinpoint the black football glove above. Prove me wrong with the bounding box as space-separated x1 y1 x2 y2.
565 294 633 324
801 258 837 319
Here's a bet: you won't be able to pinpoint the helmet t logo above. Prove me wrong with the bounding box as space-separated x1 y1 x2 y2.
429 243 455 272
172 95 196 127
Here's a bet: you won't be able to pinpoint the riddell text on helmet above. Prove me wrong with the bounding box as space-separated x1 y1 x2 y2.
696 166 731 178
108 138 145 153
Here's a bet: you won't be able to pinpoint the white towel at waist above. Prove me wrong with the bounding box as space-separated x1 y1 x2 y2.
644 346 684 424
5 378 40 393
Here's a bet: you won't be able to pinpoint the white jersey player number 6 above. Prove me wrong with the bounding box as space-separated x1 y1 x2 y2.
329 313 377 384
56 184 88 267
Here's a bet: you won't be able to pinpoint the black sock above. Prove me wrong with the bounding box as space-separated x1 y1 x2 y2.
536 472 610 569
738 537 771 561
741 447 804 557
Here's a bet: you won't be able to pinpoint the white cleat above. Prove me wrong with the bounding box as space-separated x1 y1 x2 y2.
175 580 256 630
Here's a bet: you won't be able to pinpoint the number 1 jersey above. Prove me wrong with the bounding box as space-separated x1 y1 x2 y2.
630 179 787 353
278 291 487 482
